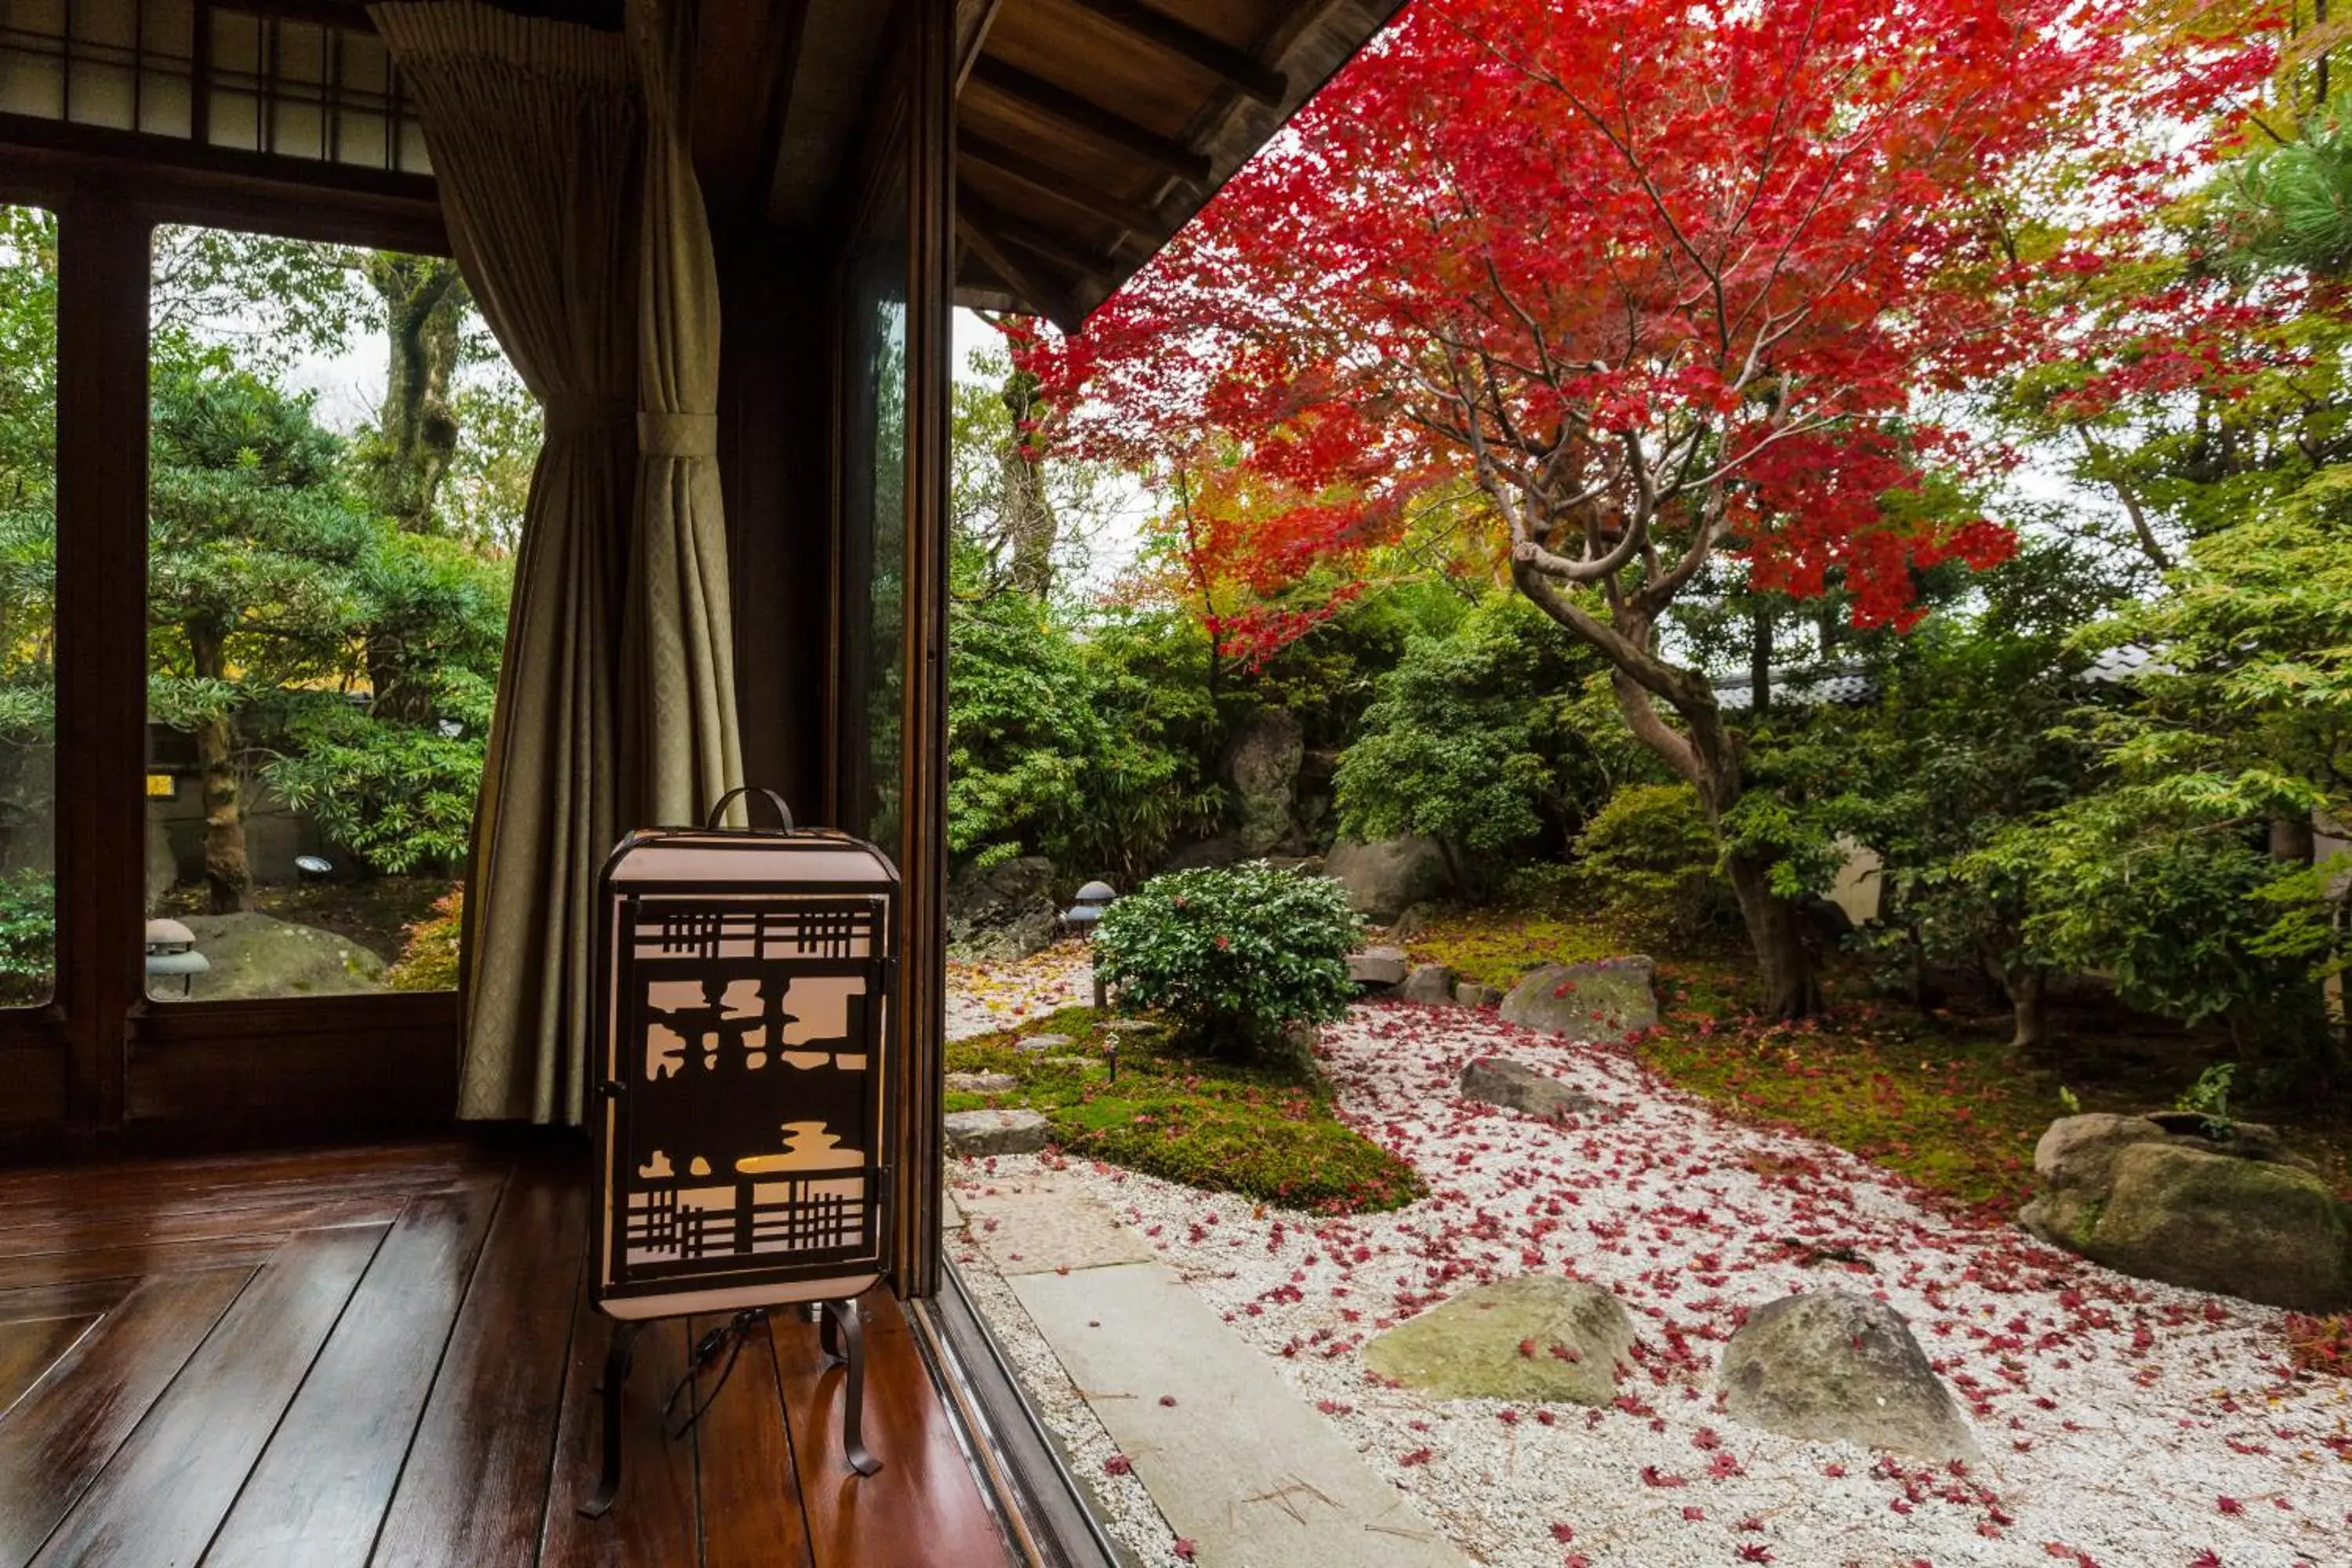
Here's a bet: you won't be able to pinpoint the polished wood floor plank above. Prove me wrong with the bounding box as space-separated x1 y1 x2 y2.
200 1176 506 1568
0 1143 485 1222
691 1312 816 1568
0 1317 96 1424
0 1265 253 1567
27 1225 387 1568
537 1274 700 1566
368 1156 587 1568
0 1232 289 1291
0 1192 407 1262
772 1290 1007 1567
0 1276 135 1326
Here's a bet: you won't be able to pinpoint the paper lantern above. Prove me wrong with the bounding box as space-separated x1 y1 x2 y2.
583 788 898 1513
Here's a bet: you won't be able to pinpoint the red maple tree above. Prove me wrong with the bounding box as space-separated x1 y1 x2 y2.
1025 0 2267 1014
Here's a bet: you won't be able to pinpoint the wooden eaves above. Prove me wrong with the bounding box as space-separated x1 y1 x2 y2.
951 0 1409 335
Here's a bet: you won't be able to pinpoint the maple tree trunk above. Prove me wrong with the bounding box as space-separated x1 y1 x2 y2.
364 252 464 535
999 365 1057 597
2005 964 2049 1052
1726 849 1820 1021
187 622 249 915
363 253 466 724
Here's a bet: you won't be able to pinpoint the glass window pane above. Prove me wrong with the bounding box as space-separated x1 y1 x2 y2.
146 226 535 1001
841 162 909 856
0 205 56 1008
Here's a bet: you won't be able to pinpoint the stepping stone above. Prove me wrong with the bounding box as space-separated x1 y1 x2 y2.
1348 946 1408 986
1012 1261 1467 1568
1459 1058 1597 1122
946 1071 1018 1094
1015 1032 1075 1054
946 1108 1050 1156
1039 1055 1098 1070
957 1170 1152 1275
1454 982 1504 1007
1363 1276 1631 1406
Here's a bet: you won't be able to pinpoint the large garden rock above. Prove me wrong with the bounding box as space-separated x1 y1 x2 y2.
1223 707 1305 855
1717 1290 1981 1463
1460 1058 1597 1122
1363 1276 1632 1405
1497 956 1657 1041
946 855 1058 961
2021 1112 2351 1311
1399 962 1456 1004
1323 836 1451 924
177 913 384 1001
946 1109 1051 1156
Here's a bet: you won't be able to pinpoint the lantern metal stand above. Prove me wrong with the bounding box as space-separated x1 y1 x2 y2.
579 788 899 1518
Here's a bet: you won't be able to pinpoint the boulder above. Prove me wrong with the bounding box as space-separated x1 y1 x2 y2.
1323 837 1451 924
174 912 384 1001
946 1109 1051 1157
1363 1276 1632 1405
2088 1143 2347 1311
1717 1290 1981 1463
1347 946 1409 987
1399 962 1457 1005
1160 834 1248 873
946 1071 1018 1094
2020 1112 2351 1310
1498 957 1657 1042
1223 708 1305 855
1459 1058 1597 1122
1454 982 1504 1008
946 855 1058 961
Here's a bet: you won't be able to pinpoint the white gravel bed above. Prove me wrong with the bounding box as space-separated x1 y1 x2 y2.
948 1168 1188 1565
1027 1000 2352 1568
947 947 1091 1041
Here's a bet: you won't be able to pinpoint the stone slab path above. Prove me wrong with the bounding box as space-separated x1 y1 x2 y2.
1011 1259 1468 1568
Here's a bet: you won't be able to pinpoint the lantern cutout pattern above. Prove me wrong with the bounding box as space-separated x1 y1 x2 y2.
583 789 898 1516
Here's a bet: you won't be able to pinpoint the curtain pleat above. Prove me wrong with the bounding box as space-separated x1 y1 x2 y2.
622 0 743 831
372 1 639 1123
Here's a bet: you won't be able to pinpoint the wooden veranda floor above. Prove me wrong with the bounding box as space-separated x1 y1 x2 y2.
0 1137 1010 1567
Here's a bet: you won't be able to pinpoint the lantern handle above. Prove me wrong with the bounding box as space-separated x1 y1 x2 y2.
705 786 796 833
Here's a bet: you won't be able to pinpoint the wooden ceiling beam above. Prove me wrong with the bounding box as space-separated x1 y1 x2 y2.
955 198 1090 333
953 0 1004 92
965 56 1213 187
1068 0 1289 107
959 132 1167 238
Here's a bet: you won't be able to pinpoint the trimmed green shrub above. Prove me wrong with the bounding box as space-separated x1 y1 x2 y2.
1094 862 1363 1058
1572 782 1729 942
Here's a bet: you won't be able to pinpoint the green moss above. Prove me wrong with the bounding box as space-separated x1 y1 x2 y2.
946 1004 1425 1213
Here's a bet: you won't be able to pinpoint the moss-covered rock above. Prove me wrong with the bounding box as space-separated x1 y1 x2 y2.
1497 956 1657 1042
2021 1113 2352 1311
2082 1142 2351 1312
1363 1276 1632 1405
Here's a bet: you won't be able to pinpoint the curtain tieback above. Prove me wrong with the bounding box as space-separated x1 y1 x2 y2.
637 411 718 459
543 397 634 435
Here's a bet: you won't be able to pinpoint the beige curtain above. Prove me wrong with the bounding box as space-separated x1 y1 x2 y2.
374 0 743 1123
622 0 743 829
